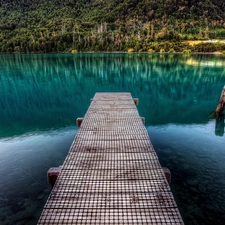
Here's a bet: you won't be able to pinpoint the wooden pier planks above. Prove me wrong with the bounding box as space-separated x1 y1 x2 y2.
38 92 184 225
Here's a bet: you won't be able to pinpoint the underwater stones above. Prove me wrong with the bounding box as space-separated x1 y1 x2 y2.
205 203 217 211
179 158 186 163
14 215 35 225
43 189 50 194
1 215 6 222
10 203 25 214
186 178 198 187
30 182 39 188
191 210 205 222
215 193 224 202
189 186 199 194
37 194 45 200
17 200 24 206
23 198 30 207
182 163 190 170
198 184 206 193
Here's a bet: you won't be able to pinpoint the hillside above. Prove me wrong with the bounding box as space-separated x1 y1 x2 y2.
1 0 225 53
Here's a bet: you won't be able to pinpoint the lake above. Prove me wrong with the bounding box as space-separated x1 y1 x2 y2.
0 53 225 224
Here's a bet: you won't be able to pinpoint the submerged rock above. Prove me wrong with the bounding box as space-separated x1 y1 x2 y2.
189 186 199 194
37 194 45 200
186 178 198 187
198 184 207 193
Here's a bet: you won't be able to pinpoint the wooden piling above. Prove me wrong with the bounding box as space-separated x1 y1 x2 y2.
76 117 84 127
216 86 225 115
133 98 139 105
47 166 62 188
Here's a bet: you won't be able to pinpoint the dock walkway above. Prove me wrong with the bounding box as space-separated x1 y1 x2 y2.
38 92 184 224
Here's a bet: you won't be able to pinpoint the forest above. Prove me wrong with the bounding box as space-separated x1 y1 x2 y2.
1 0 225 53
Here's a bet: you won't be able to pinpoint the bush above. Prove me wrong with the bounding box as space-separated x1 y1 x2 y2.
148 48 155 53
71 49 78 53
128 48 134 53
160 48 165 53
169 48 175 53
183 49 191 54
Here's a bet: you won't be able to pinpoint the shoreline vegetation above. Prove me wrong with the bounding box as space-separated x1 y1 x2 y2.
1 39 225 54
1 1 225 54
2 40 225 55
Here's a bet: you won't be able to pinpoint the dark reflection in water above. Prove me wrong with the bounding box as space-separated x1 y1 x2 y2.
0 53 225 224
215 115 225 136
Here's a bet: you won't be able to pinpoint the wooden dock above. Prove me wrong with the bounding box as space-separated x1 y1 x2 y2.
38 93 184 225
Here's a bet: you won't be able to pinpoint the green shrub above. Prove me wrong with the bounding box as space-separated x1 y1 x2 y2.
183 49 191 54
128 48 134 53
71 49 78 53
169 48 175 53
148 48 155 53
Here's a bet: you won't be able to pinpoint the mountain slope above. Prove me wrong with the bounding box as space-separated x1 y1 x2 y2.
0 0 225 52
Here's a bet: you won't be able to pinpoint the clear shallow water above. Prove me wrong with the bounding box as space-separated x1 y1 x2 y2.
0 127 77 224
0 53 225 224
148 123 225 224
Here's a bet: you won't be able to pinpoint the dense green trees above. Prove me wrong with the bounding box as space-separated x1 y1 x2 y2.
0 0 225 53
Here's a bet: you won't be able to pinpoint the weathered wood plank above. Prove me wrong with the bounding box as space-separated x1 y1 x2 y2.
58 168 166 181
85 109 140 117
65 152 159 161
80 118 144 128
90 99 135 105
57 169 164 181
38 208 183 225
68 139 156 153
45 192 177 209
74 132 149 141
62 159 162 170
49 180 170 193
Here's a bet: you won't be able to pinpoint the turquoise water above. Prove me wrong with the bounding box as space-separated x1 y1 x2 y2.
0 53 225 224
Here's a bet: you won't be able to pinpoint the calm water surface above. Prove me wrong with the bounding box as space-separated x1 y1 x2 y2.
0 53 225 224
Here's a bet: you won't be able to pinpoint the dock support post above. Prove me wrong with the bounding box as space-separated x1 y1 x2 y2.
216 86 225 115
163 167 171 184
47 166 62 188
76 118 84 127
133 98 139 105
